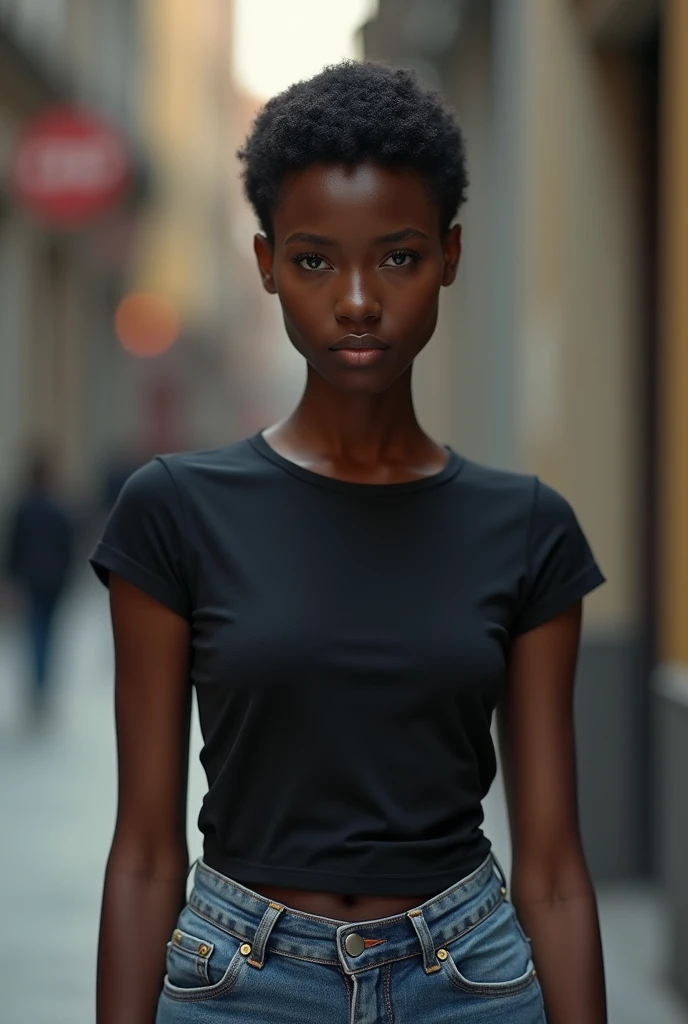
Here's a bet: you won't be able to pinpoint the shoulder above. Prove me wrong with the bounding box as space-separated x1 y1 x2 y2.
119 436 256 502
113 456 177 510
528 478 580 537
454 456 538 527
457 457 576 523
458 456 535 497
154 436 260 488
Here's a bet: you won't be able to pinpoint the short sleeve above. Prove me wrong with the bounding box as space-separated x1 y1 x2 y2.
511 478 605 637
88 457 191 619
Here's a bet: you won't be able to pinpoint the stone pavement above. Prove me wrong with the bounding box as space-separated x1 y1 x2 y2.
0 574 685 1023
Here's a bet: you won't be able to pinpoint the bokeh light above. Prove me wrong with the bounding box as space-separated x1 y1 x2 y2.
114 291 180 358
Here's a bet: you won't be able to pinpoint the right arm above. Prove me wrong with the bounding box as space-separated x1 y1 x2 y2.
97 573 192 1024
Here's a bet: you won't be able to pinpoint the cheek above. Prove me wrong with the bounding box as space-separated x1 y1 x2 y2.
276 278 329 329
386 271 442 326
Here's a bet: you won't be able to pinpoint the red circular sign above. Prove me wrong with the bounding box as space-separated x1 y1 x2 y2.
11 105 132 227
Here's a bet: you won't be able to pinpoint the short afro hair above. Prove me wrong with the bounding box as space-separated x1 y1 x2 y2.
237 60 468 242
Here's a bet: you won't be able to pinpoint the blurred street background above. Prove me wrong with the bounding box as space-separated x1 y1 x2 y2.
0 1 687 1022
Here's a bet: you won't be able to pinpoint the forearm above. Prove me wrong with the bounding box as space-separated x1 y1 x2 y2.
97 849 188 1024
513 877 607 1024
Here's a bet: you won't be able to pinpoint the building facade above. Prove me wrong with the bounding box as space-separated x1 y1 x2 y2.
0 0 146 513
0 0 260 521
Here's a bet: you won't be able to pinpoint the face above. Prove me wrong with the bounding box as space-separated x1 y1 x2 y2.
254 162 461 392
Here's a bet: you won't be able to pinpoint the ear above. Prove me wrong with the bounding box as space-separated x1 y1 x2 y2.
441 223 462 287
254 233 277 294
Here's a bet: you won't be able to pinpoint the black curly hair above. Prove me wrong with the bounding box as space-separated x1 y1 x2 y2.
237 60 468 243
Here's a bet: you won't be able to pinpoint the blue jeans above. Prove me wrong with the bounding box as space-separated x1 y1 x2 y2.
156 851 547 1023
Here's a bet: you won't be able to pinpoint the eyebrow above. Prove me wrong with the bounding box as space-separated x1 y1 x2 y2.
283 227 429 247
371 228 429 244
284 232 336 246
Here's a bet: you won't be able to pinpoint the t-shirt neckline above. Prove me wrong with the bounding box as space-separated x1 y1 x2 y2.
247 430 464 495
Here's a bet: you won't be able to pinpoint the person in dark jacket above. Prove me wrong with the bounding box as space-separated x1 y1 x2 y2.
3 448 75 718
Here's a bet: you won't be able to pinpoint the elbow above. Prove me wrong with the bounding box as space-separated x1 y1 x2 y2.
107 822 189 882
511 842 594 907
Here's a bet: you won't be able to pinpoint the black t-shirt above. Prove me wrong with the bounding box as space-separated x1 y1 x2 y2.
89 431 605 896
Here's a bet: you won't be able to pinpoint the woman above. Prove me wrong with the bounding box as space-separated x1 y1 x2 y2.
91 62 607 1024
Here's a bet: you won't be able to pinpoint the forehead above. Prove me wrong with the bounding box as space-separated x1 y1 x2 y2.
273 162 438 240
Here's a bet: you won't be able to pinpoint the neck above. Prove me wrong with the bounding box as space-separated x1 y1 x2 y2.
272 364 435 467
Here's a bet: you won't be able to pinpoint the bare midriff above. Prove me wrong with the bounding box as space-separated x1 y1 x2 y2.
248 883 438 922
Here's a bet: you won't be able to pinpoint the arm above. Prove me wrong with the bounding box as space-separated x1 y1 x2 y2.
497 601 607 1023
97 573 192 1024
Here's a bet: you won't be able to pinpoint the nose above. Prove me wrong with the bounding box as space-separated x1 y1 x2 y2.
334 269 382 325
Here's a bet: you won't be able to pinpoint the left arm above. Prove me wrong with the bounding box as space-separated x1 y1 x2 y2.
497 601 607 1023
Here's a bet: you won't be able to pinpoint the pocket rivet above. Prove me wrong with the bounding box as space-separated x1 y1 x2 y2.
532 968 537 976
500 886 507 895
240 943 252 955
173 930 182 943
198 944 210 957
436 948 448 961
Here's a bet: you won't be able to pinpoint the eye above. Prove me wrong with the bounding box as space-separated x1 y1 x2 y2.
292 253 331 271
381 249 422 268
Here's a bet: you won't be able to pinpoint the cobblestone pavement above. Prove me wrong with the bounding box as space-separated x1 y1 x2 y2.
0 575 685 1024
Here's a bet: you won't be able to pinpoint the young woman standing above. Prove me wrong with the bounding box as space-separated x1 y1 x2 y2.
91 61 607 1023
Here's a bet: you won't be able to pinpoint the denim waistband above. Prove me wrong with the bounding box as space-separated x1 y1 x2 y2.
187 851 509 977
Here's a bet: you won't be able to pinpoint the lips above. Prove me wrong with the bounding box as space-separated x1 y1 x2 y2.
329 333 390 351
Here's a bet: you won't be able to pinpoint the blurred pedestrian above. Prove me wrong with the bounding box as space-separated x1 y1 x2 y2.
2 447 75 721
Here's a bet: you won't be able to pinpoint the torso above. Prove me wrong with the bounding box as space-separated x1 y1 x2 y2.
239 439 447 922
248 883 438 921
98 440 540 906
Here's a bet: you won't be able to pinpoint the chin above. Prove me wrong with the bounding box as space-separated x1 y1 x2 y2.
315 366 406 395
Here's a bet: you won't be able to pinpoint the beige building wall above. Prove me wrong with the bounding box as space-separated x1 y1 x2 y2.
130 0 277 450
135 0 216 318
412 0 644 635
658 0 688 666
517 0 645 634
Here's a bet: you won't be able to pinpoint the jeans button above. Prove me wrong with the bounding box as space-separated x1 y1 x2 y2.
345 932 365 956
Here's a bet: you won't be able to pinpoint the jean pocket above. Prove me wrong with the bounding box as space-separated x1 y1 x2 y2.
165 926 215 987
441 898 538 998
163 908 249 1002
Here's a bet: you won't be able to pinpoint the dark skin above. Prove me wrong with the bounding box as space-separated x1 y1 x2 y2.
98 162 606 1023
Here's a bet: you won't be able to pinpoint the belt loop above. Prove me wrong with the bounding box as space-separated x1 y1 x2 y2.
491 850 509 897
407 908 441 974
185 857 199 898
247 901 285 969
